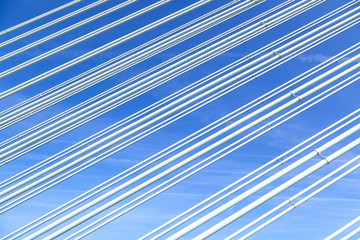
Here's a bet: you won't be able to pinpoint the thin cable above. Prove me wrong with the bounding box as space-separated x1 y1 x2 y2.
233 155 360 240
0 0 267 128
0 0 83 36
0 0 123 49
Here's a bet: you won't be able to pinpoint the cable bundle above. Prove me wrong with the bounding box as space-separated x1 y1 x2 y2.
0 0 359 239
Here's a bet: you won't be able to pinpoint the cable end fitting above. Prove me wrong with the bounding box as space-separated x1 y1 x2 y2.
315 149 330 164
276 157 284 165
289 199 297 208
266 123 274 130
272 50 282 58
260 21 269 27
289 91 301 102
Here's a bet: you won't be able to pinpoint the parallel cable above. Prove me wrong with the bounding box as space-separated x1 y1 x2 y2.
0 0 122 48
231 155 360 239
194 140 360 239
341 225 360 240
0 8 358 211
145 73 360 239
0 0 262 119
5 47 358 217
0 0 83 36
0 0 173 78
170 128 360 239
0 0 269 128
2 4 356 188
5 35 358 240
0 0 210 84
325 215 360 240
0 0 340 165
1 2 354 202
52 69 360 240
20 55 360 240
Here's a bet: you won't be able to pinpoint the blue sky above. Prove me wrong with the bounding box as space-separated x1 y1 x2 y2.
0 0 360 239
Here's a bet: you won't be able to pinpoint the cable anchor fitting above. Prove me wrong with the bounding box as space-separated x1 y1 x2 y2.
315 149 330 164
289 91 301 102
289 199 297 208
266 123 274 130
257 97 264 103
275 157 284 165
272 50 282 58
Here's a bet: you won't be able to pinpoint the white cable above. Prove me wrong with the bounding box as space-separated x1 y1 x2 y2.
148 70 360 240
0 0 83 36
0 0 172 78
0 0 261 119
0 0 309 187
0 0 209 84
234 155 360 240
0 0 122 49
342 225 360 240
167 87 360 238
22 53 360 240
0 0 266 128
326 216 360 240
1 0 350 142
5 31 356 240
1 4 353 205
190 138 360 240
7 51 357 217
1 9 358 211
52 69 360 240
0 0 339 165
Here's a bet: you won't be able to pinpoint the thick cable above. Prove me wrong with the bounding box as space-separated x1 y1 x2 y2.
0 0 264 120
341 225 360 240
146 70 360 239
0 0 267 128
1 10 358 210
193 137 360 240
0 0 83 36
0 0 124 49
0 0 339 165
6 32 360 240
325 216 360 240
0 0 211 88
21 54 360 240
233 155 360 240
0 0 351 148
1 4 354 204
51 69 360 240
5 36 357 240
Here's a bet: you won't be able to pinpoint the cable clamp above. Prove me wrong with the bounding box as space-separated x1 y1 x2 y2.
251 73 257 79
260 21 268 27
257 97 264 103
272 50 282 58
315 149 330 164
275 157 284 164
289 199 297 208
289 91 301 102
266 123 274 130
